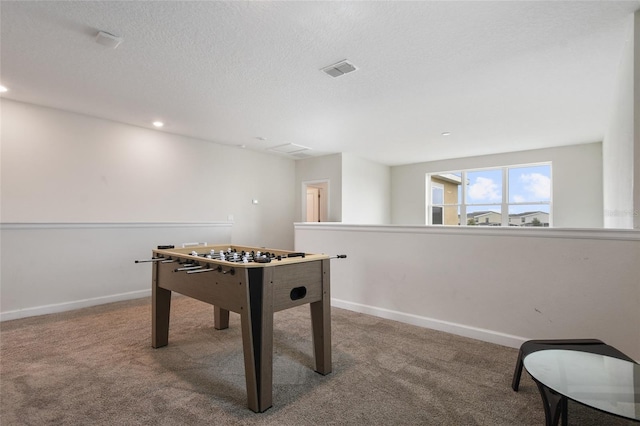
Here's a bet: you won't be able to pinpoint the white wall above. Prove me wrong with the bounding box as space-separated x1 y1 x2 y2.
295 153 391 225
1 99 296 248
390 143 603 228
295 154 343 222
636 11 640 231
603 11 640 229
1 99 297 319
341 153 391 224
295 224 640 361
0 222 232 320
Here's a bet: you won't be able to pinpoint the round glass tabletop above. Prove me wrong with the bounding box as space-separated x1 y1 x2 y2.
523 349 640 421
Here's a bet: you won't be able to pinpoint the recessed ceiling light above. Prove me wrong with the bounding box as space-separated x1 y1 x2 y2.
0 85 8 93
152 121 164 128
441 132 451 136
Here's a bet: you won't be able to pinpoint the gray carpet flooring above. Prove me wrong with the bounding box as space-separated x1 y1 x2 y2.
1 296 635 425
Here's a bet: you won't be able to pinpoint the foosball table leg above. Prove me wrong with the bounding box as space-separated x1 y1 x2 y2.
310 259 332 375
152 269 171 348
240 269 275 413
214 306 230 330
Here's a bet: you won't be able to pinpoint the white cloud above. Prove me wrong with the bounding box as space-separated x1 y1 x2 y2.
468 177 501 201
520 173 551 199
513 195 526 203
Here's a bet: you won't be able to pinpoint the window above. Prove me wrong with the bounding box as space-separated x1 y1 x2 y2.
431 183 444 225
428 173 462 225
426 163 551 227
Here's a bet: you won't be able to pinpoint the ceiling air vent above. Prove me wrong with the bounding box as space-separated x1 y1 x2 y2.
268 143 311 156
321 60 357 78
95 31 123 49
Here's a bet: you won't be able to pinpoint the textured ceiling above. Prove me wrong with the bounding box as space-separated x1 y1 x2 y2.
1 1 639 166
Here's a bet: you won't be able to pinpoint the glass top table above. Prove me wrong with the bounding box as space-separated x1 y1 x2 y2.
523 349 640 425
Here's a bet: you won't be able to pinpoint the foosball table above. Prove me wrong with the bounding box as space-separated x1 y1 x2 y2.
136 244 344 412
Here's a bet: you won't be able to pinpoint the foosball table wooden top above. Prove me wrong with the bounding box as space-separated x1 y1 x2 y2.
152 244 329 268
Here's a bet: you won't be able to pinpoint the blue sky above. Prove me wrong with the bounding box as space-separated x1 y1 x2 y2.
464 165 551 214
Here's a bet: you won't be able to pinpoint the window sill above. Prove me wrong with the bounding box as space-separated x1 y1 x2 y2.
294 223 640 241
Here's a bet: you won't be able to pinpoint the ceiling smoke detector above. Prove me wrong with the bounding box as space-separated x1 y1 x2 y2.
321 60 357 78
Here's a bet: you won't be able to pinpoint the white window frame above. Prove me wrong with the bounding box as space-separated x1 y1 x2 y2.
430 182 445 225
426 162 552 227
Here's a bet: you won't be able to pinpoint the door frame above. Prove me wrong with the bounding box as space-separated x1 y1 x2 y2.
302 179 330 222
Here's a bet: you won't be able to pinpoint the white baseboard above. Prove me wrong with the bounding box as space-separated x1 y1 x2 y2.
1 292 527 350
0 289 151 322
331 298 527 350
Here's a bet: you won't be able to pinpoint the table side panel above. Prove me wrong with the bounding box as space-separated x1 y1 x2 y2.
156 261 247 313
271 261 323 312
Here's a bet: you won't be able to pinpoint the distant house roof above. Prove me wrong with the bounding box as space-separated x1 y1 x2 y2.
432 173 462 185
466 210 498 218
509 211 547 218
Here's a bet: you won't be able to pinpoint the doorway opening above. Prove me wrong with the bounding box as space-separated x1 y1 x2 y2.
302 180 329 222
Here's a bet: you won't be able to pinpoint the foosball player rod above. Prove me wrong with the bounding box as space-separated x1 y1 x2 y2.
286 252 306 258
186 267 215 274
134 257 165 263
187 265 223 274
331 254 347 259
174 265 203 272
275 252 304 261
